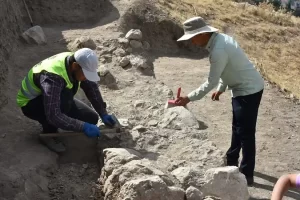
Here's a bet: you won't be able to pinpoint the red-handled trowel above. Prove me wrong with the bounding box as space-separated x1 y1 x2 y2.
165 87 181 109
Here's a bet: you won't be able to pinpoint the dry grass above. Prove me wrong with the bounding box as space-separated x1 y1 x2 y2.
158 0 300 98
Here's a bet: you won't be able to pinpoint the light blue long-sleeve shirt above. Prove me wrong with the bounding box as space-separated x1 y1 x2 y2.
187 33 264 101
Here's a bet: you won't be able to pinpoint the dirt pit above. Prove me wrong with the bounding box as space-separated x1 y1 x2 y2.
3 0 300 200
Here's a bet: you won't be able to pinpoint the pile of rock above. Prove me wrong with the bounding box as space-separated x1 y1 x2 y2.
116 29 153 75
125 29 150 50
96 29 152 71
99 105 249 200
100 148 249 200
68 28 154 90
100 148 184 200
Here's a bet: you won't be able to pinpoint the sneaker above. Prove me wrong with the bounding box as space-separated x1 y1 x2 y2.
39 136 66 153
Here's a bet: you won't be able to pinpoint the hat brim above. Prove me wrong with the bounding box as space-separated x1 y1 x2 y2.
82 68 100 82
177 26 218 41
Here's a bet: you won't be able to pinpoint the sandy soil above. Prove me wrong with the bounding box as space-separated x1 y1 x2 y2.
1 0 300 199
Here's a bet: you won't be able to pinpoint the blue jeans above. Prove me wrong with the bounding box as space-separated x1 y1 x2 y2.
226 90 263 178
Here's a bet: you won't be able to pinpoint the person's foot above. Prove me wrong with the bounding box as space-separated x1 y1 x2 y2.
39 136 66 153
246 176 254 186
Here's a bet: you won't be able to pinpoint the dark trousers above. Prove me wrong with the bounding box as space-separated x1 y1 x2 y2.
226 90 263 178
21 92 98 133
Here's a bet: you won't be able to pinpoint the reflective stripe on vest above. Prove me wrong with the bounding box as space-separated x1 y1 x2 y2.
21 75 41 99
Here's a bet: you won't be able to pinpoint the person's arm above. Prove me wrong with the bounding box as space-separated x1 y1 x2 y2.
80 80 108 117
40 74 84 132
187 49 228 101
271 174 299 200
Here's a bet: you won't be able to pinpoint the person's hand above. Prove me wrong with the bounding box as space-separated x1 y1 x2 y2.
211 91 223 101
175 96 190 106
83 123 100 137
101 114 116 127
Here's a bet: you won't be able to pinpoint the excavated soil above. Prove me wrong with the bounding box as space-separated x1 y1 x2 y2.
1 0 300 199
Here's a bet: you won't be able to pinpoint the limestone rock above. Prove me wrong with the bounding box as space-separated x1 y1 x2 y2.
125 29 143 40
98 65 110 77
159 107 200 130
202 166 249 200
102 148 142 176
118 38 129 46
168 186 186 200
22 26 47 45
118 176 184 200
171 167 205 189
119 57 130 67
130 40 143 49
99 71 116 86
68 36 96 50
114 48 127 57
186 186 204 200
130 56 150 69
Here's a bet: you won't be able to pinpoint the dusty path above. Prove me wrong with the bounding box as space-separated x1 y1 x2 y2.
154 56 300 200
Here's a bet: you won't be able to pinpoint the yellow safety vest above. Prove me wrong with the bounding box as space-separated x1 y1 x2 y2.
16 52 80 107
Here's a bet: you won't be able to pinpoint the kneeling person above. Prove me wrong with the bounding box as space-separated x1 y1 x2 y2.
16 48 116 153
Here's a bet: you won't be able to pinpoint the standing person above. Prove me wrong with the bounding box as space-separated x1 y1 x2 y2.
175 17 264 185
17 48 116 153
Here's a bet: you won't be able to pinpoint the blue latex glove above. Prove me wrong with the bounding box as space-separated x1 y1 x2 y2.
83 123 100 137
101 114 116 127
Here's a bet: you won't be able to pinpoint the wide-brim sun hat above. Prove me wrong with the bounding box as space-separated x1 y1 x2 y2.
177 16 218 41
74 48 100 82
